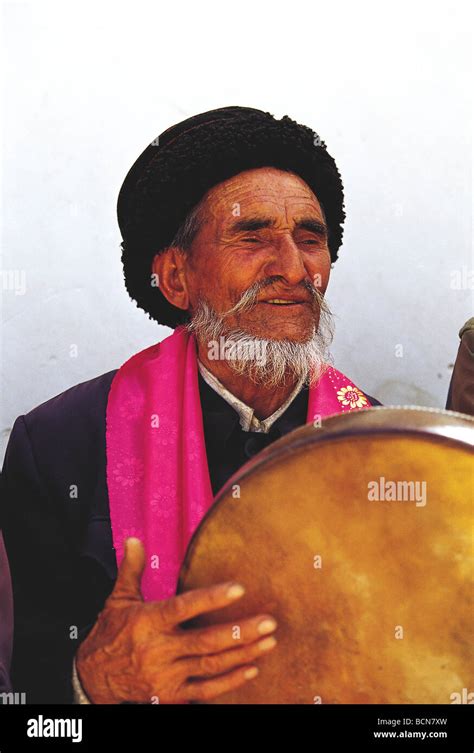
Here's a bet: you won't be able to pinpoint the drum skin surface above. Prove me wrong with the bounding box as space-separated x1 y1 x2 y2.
177 407 474 704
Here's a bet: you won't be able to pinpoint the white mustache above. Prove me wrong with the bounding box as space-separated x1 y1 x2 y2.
224 279 320 318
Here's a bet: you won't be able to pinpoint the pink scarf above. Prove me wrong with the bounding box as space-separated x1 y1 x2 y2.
106 326 373 601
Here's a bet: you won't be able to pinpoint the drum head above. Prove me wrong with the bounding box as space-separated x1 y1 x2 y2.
177 407 474 704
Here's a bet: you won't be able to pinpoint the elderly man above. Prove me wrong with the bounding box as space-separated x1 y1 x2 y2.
1 106 381 705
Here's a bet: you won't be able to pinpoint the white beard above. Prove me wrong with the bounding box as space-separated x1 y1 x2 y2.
186 290 335 389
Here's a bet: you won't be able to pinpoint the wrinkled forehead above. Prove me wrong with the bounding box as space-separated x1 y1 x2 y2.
199 167 325 227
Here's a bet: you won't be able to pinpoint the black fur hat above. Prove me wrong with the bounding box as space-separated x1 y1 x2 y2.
118 106 345 328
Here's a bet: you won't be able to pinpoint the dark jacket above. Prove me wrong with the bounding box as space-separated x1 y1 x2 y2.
1 371 118 704
0 368 381 703
0 529 13 695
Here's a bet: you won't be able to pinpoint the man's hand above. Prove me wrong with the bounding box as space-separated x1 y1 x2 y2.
76 538 277 704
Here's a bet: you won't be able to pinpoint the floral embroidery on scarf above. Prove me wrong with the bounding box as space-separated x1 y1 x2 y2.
336 385 368 409
112 456 145 487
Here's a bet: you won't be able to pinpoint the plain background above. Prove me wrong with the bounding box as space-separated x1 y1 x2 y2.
1 0 472 459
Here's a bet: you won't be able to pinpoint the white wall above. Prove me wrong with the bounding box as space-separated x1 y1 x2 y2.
1 0 472 459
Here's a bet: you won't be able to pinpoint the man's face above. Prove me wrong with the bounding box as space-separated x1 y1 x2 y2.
184 167 331 342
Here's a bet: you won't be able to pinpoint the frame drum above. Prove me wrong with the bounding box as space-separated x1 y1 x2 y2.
177 407 474 703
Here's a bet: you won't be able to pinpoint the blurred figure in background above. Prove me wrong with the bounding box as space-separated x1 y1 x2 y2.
446 318 474 416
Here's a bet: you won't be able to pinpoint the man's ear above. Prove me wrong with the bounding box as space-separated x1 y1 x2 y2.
151 248 190 312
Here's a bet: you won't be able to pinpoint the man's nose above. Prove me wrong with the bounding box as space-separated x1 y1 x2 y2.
263 235 308 287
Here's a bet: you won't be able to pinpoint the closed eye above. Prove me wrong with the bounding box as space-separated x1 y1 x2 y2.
240 235 324 247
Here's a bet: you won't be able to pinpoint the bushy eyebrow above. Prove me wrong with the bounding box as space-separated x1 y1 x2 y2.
229 216 328 237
